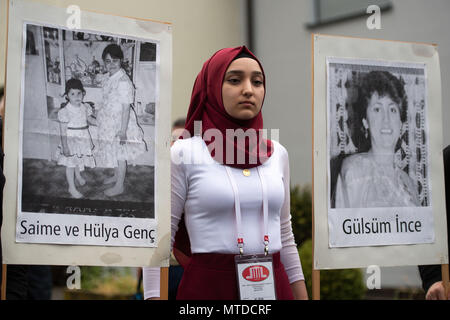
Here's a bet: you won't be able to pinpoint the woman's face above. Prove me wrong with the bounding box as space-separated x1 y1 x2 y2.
222 57 264 120
363 92 402 151
104 53 121 76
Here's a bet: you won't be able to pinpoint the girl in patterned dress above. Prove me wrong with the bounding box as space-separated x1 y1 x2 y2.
96 44 146 197
57 79 96 198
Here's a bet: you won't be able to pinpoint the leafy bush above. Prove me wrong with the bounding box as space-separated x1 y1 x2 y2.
80 266 104 291
80 266 137 296
290 185 312 245
298 239 366 300
290 185 366 299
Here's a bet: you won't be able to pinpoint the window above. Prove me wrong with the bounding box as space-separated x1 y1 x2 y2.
307 0 392 28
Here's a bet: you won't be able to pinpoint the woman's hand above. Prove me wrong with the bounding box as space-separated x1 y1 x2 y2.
426 281 450 300
116 130 127 145
118 103 131 145
291 280 309 300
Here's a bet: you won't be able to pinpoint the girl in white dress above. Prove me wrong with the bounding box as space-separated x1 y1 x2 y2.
57 79 96 198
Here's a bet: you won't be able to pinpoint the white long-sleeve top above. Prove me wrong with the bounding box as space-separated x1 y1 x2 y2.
143 136 304 299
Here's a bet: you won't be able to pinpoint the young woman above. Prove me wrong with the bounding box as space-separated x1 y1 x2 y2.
335 71 420 208
143 46 307 300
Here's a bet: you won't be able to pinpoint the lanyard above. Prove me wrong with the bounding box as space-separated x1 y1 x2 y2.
224 166 269 256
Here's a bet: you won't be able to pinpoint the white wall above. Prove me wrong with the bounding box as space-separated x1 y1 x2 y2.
253 0 450 187
0 0 247 122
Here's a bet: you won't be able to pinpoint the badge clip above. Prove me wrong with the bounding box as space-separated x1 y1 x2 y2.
237 237 244 256
263 235 269 256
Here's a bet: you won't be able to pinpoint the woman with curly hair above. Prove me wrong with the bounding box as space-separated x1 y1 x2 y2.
335 70 419 208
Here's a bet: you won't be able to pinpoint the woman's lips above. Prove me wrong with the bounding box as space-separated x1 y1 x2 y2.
380 129 393 134
239 101 255 107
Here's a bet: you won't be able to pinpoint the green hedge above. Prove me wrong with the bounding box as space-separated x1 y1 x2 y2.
290 185 312 245
80 266 137 296
298 239 366 300
291 185 366 299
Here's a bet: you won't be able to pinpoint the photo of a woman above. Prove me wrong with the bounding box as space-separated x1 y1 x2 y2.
335 71 420 208
328 60 430 210
95 44 147 197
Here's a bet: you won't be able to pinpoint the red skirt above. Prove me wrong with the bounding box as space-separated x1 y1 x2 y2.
176 252 294 300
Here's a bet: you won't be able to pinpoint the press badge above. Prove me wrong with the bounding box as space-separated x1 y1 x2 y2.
235 254 276 300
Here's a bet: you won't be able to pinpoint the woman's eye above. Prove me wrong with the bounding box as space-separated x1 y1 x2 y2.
390 107 398 113
253 79 263 86
373 107 380 112
227 78 240 84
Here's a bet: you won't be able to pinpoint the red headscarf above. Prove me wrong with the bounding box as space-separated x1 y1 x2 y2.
184 46 273 169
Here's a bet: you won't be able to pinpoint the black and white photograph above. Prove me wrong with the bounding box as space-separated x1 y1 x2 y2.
326 57 435 248
328 58 430 209
17 22 159 247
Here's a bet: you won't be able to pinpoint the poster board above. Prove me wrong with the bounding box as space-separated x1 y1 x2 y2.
2 0 172 267
313 34 448 269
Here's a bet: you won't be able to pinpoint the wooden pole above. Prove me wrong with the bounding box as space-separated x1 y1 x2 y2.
0 88 4 302
311 33 320 300
1 265 6 300
312 269 320 300
442 264 449 299
0 0 9 302
160 267 169 300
